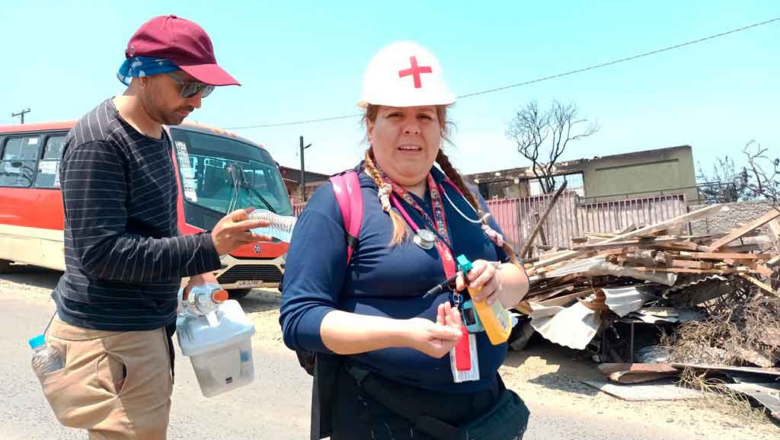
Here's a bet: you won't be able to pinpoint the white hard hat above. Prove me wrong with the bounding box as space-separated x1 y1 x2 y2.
357 41 455 108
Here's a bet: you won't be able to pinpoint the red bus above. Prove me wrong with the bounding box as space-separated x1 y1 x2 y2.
0 121 291 298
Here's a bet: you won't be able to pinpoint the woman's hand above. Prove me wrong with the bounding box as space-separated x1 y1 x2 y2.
405 302 463 358
455 260 502 305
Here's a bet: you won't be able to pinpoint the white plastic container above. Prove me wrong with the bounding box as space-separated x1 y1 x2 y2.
177 300 256 398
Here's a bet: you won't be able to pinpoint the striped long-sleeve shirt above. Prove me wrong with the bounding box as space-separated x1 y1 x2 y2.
52 99 222 331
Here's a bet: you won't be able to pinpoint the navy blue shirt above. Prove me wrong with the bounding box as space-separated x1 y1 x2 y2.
280 165 510 393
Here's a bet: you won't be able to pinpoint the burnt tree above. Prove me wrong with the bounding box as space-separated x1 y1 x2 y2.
506 100 598 193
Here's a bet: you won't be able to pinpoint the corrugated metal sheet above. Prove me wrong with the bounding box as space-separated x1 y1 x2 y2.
602 286 655 318
528 301 601 350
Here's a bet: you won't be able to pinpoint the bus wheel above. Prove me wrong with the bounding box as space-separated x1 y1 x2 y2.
227 288 252 300
0 260 10 273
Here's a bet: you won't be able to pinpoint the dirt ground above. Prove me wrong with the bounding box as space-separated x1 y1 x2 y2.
5 273 779 439
239 289 780 440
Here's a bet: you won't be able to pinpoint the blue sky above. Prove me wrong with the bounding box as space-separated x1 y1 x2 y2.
1 1 777 179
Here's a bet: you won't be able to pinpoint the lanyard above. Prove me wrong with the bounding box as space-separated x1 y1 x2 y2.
388 173 452 247
385 173 477 378
384 173 456 279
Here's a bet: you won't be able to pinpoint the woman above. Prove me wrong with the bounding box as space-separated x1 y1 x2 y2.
280 41 530 440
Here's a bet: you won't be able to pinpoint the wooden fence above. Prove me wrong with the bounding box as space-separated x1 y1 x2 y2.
293 192 688 256
486 192 688 255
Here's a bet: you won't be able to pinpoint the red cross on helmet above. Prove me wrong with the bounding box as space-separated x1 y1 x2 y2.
357 41 455 108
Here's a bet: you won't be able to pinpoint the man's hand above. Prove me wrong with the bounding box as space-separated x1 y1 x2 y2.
182 272 219 301
211 209 272 255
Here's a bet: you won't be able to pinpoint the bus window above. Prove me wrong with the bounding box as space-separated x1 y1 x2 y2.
0 136 41 188
170 129 293 222
34 135 65 188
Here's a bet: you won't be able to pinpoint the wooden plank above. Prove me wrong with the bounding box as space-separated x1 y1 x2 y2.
756 264 774 278
595 248 629 257
652 242 701 252
609 372 679 384
681 252 771 261
633 267 734 275
766 256 780 268
740 274 780 298
670 260 713 270
537 291 589 307
622 256 659 267
520 181 568 258
598 363 679 376
573 237 683 251
719 243 764 253
708 208 780 250
535 204 727 269
529 285 577 302
535 212 549 246
572 235 708 251
587 233 617 240
768 220 780 253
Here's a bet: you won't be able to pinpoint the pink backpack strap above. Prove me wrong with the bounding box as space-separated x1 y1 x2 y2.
329 170 363 265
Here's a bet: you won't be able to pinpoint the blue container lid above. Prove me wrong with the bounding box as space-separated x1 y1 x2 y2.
29 334 46 349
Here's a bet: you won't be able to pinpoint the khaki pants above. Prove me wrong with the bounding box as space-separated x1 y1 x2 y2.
37 318 173 439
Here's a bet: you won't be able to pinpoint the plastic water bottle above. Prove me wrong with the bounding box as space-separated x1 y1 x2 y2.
29 334 65 377
248 209 297 243
181 284 230 317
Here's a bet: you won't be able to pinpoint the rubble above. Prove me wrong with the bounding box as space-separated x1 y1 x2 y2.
514 205 780 417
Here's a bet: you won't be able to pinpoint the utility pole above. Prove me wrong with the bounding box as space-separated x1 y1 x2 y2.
12 108 31 124
299 136 312 202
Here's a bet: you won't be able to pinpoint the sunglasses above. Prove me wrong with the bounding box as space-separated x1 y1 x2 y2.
166 73 215 99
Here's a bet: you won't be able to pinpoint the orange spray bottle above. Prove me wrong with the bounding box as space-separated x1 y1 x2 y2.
457 255 512 345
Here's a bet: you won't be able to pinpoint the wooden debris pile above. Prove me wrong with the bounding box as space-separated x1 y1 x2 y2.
518 204 780 316
513 204 780 355
512 204 780 419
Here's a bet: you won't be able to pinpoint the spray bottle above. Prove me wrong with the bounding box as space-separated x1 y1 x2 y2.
457 255 512 345
179 284 230 318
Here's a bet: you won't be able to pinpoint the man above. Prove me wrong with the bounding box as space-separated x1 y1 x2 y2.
42 15 270 439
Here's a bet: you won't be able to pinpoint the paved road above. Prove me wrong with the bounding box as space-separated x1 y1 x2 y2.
0 266 753 440
0 267 311 440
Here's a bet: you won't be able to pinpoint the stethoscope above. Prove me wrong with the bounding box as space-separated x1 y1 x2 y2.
402 180 492 250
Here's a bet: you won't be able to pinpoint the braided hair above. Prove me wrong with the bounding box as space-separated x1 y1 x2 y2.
364 148 408 245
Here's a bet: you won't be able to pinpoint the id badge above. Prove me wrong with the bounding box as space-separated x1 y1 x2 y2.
450 326 480 383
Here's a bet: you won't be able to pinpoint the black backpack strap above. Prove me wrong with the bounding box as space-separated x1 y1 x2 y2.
346 363 462 440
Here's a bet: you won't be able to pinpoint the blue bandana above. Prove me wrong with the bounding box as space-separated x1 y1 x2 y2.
117 56 180 86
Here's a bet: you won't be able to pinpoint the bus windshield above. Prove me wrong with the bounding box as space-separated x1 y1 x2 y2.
170 128 293 224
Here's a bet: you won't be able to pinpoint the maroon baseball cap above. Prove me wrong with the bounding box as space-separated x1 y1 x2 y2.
125 15 240 86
